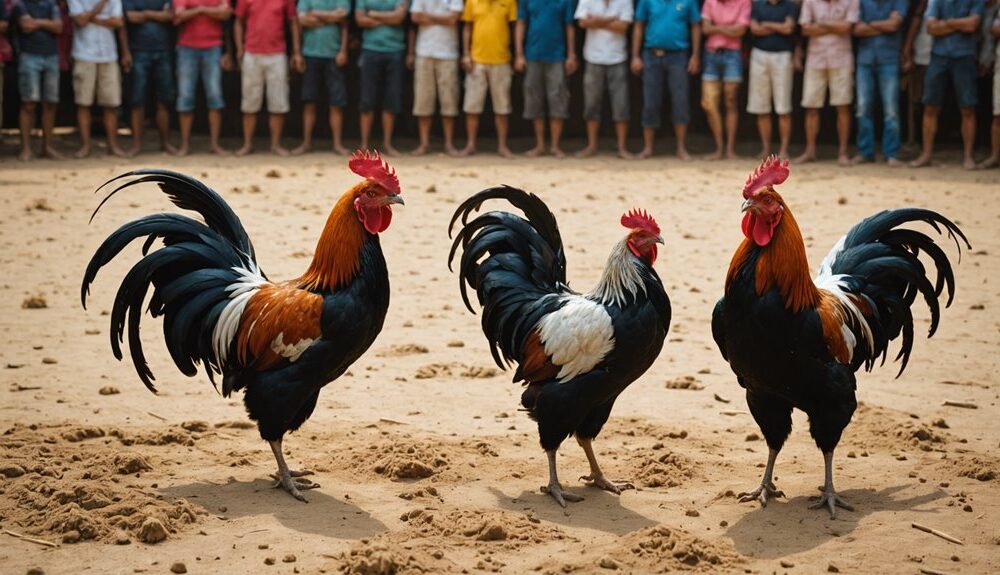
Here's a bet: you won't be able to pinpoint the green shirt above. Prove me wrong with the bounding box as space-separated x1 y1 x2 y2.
298 0 351 59
356 0 406 53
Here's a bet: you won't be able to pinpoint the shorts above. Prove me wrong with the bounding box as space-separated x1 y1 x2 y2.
413 56 460 117
359 49 405 114
702 48 743 83
802 65 853 108
130 50 176 108
18 53 60 104
241 52 289 114
176 45 225 112
463 62 512 115
523 60 569 119
640 48 690 128
747 49 793 114
583 61 629 122
73 60 121 107
923 54 977 108
994 63 1000 116
301 56 347 107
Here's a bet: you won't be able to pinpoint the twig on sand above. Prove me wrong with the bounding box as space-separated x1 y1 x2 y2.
713 393 730 404
147 411 168 421
919 568 949 575
3 529 58 548
720 410 748 416
378 417 406 425
942 400 978 409
912 522 964 545
235 529 269 538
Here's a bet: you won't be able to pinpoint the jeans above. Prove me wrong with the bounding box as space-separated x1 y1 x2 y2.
18 53 60 103
855 62 900 160
131 50 176 107
176 45 224 112
641 49 690 128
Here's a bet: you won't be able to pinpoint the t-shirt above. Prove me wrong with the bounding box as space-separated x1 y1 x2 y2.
518 0 575 62
636 0 702 51
799 0 859 69
575 0 633 65
462 0 518 64
410 0 463 59
702 0 751 51
298 0 350 58
69 0 123 62
123 0 174 52
13 0 62 55
856 0 907 65
750 0 798 52
356 0 406 53
174 0 225 49
925 0 984 59
235 0 296 54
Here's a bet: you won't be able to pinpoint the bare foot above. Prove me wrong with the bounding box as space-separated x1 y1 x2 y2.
109 145 130 158
18 148 33 162
886 157 903 168
235 144 253 157
676 148 691 161
210 146 230 157
550 147 565 159
617 148 635 160
777 149 789 160
444 146 461 157
333 145 350 155
793 151 816 164
837 154 851 167
850 155 873 166
636 148 654 160
271 145 291 157
74 145 91 159
758 148 772 159
163 142 179 156
410 145 429 157
383 145 402 157
175 145 190 157
704 149 724 161
524 145 545 158
977 156 999 169
292 142 311 156
575 146 597 158
962 157 976 170
123 146 139 158
725 149 740 160
42 146 64 160
497 145 514 159
456 146 476 157
909 154 932 168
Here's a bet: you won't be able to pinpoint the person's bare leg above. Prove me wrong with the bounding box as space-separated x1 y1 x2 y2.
526 117 546 157
614 121 632 159
330 106 348 154
550 118 565 158
496 114 513 158
459 113 479 156
381 111 400 156
723 82 740 159
777 113 792 159
702 80 724 159
540 449 584 508
293 102 317 155
442 116 458 156
207 109 228 156
19 102 37 161
577 436 634 494
959 107 976 170
412 115 432 155
359 110 373 151
177 111 193 156
269 113 289 156
75 106 92 158
909 105 939 167
674 123 690 160
835 105 851 166
236 113 257 156
268 439 318 502
104 107 128 157
638 127 655 159
577 119 600 157
129 107 144 156
977 117 1000 168
40 103 62 159
756 114 773 158
794 109 819 163
156 102 177 154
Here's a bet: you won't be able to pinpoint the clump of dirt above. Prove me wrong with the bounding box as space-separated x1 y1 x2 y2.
398 486 441 501
348 439 451 481
112 427 197 447
630 449 694 488
21 294 48 309
954 458 998 482
402 509 567 548
414 362 499 380
665 376 703 390
852 405 951 452
602 526 740 572
378 344 430 357
328 540 457 575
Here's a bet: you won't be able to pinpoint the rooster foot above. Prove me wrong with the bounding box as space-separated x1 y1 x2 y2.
737 482 785 507
270 472 320 502
541 483 585 508
579 474 635 495
809 487 854 519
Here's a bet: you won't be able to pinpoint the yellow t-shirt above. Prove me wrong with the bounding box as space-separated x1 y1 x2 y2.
462 0 518 65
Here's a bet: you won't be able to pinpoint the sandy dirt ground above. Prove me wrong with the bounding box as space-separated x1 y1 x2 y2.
0 147 998 575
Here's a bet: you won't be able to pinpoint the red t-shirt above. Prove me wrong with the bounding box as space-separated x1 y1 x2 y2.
175 0 225 49
235 0 295 55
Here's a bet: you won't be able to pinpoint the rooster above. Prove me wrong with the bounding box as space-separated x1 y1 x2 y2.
712 157 969 517
449 187 671 507
81 151 404 501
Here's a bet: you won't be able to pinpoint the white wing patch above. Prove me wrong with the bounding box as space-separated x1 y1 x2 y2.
211 264 268 366
814 273 875 363
817 234 846 278
536 296 615 382
270 333 315 362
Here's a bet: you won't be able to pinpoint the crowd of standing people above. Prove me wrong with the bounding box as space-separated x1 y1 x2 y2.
1 0 998 169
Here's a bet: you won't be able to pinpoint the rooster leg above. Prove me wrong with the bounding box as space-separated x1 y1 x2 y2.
576 437 634 494
737 448 785 507
268 440 320 502
809 450 854 519
540 450 584 507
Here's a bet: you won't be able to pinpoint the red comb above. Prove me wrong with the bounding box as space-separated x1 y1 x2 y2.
621 208 660 236
349 149 401 194
743 155 789 199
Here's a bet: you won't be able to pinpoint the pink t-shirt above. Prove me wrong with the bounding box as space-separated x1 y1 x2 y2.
799 0 859 69
175 0 225 49
702 0 751 52
235 0 296 54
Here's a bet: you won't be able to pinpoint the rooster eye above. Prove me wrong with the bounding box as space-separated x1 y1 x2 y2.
366 191 376 198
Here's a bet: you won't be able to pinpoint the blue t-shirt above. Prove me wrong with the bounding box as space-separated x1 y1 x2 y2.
357 0 406 53
750 0 798 52
857 0 908 65
636 0 702 51
12 0 62 55
518 0 575 62
123 0 175 52
926 0 984 58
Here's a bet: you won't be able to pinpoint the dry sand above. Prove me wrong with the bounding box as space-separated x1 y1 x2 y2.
0 149 998 575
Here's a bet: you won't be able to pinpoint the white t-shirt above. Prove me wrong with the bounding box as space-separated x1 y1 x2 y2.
575 0 633 66
69 0 123 63
410 0 464 60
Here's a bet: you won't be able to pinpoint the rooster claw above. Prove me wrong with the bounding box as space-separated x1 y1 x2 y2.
541 483 584 507
737 483 785 507
809 488 853 519
579 474 635 495
270 473 320 502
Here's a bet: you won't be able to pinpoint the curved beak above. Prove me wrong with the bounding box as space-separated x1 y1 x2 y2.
654 235 665 245
386 194 405 206
741 198 754 213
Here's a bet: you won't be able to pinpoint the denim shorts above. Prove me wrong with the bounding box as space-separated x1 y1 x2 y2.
702 49 743 83
641 48 690 128
523 60 569 119
301 56 347 107
922 54 977 108
18 53 60 104
131 50 176 107
359 49 405 114
176 45 225 112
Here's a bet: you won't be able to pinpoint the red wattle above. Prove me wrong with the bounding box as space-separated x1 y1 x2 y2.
357 204 394 234
742 212 775 247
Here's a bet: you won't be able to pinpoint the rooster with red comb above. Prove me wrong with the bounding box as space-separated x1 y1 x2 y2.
450 187 671 507
713 156 969 517
82 150 404 501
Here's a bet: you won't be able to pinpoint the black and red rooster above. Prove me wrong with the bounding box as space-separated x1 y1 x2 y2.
81 151 403 501
449 187 671 507
713 157 969 517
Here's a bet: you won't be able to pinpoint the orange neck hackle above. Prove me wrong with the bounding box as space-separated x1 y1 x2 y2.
296 183 369 292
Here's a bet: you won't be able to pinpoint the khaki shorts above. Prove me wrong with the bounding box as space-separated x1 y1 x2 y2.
463 62 512 115
746 49 793 115
241 53 290 114
73 61 121 107
802 65 853 108
413 56 460 117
